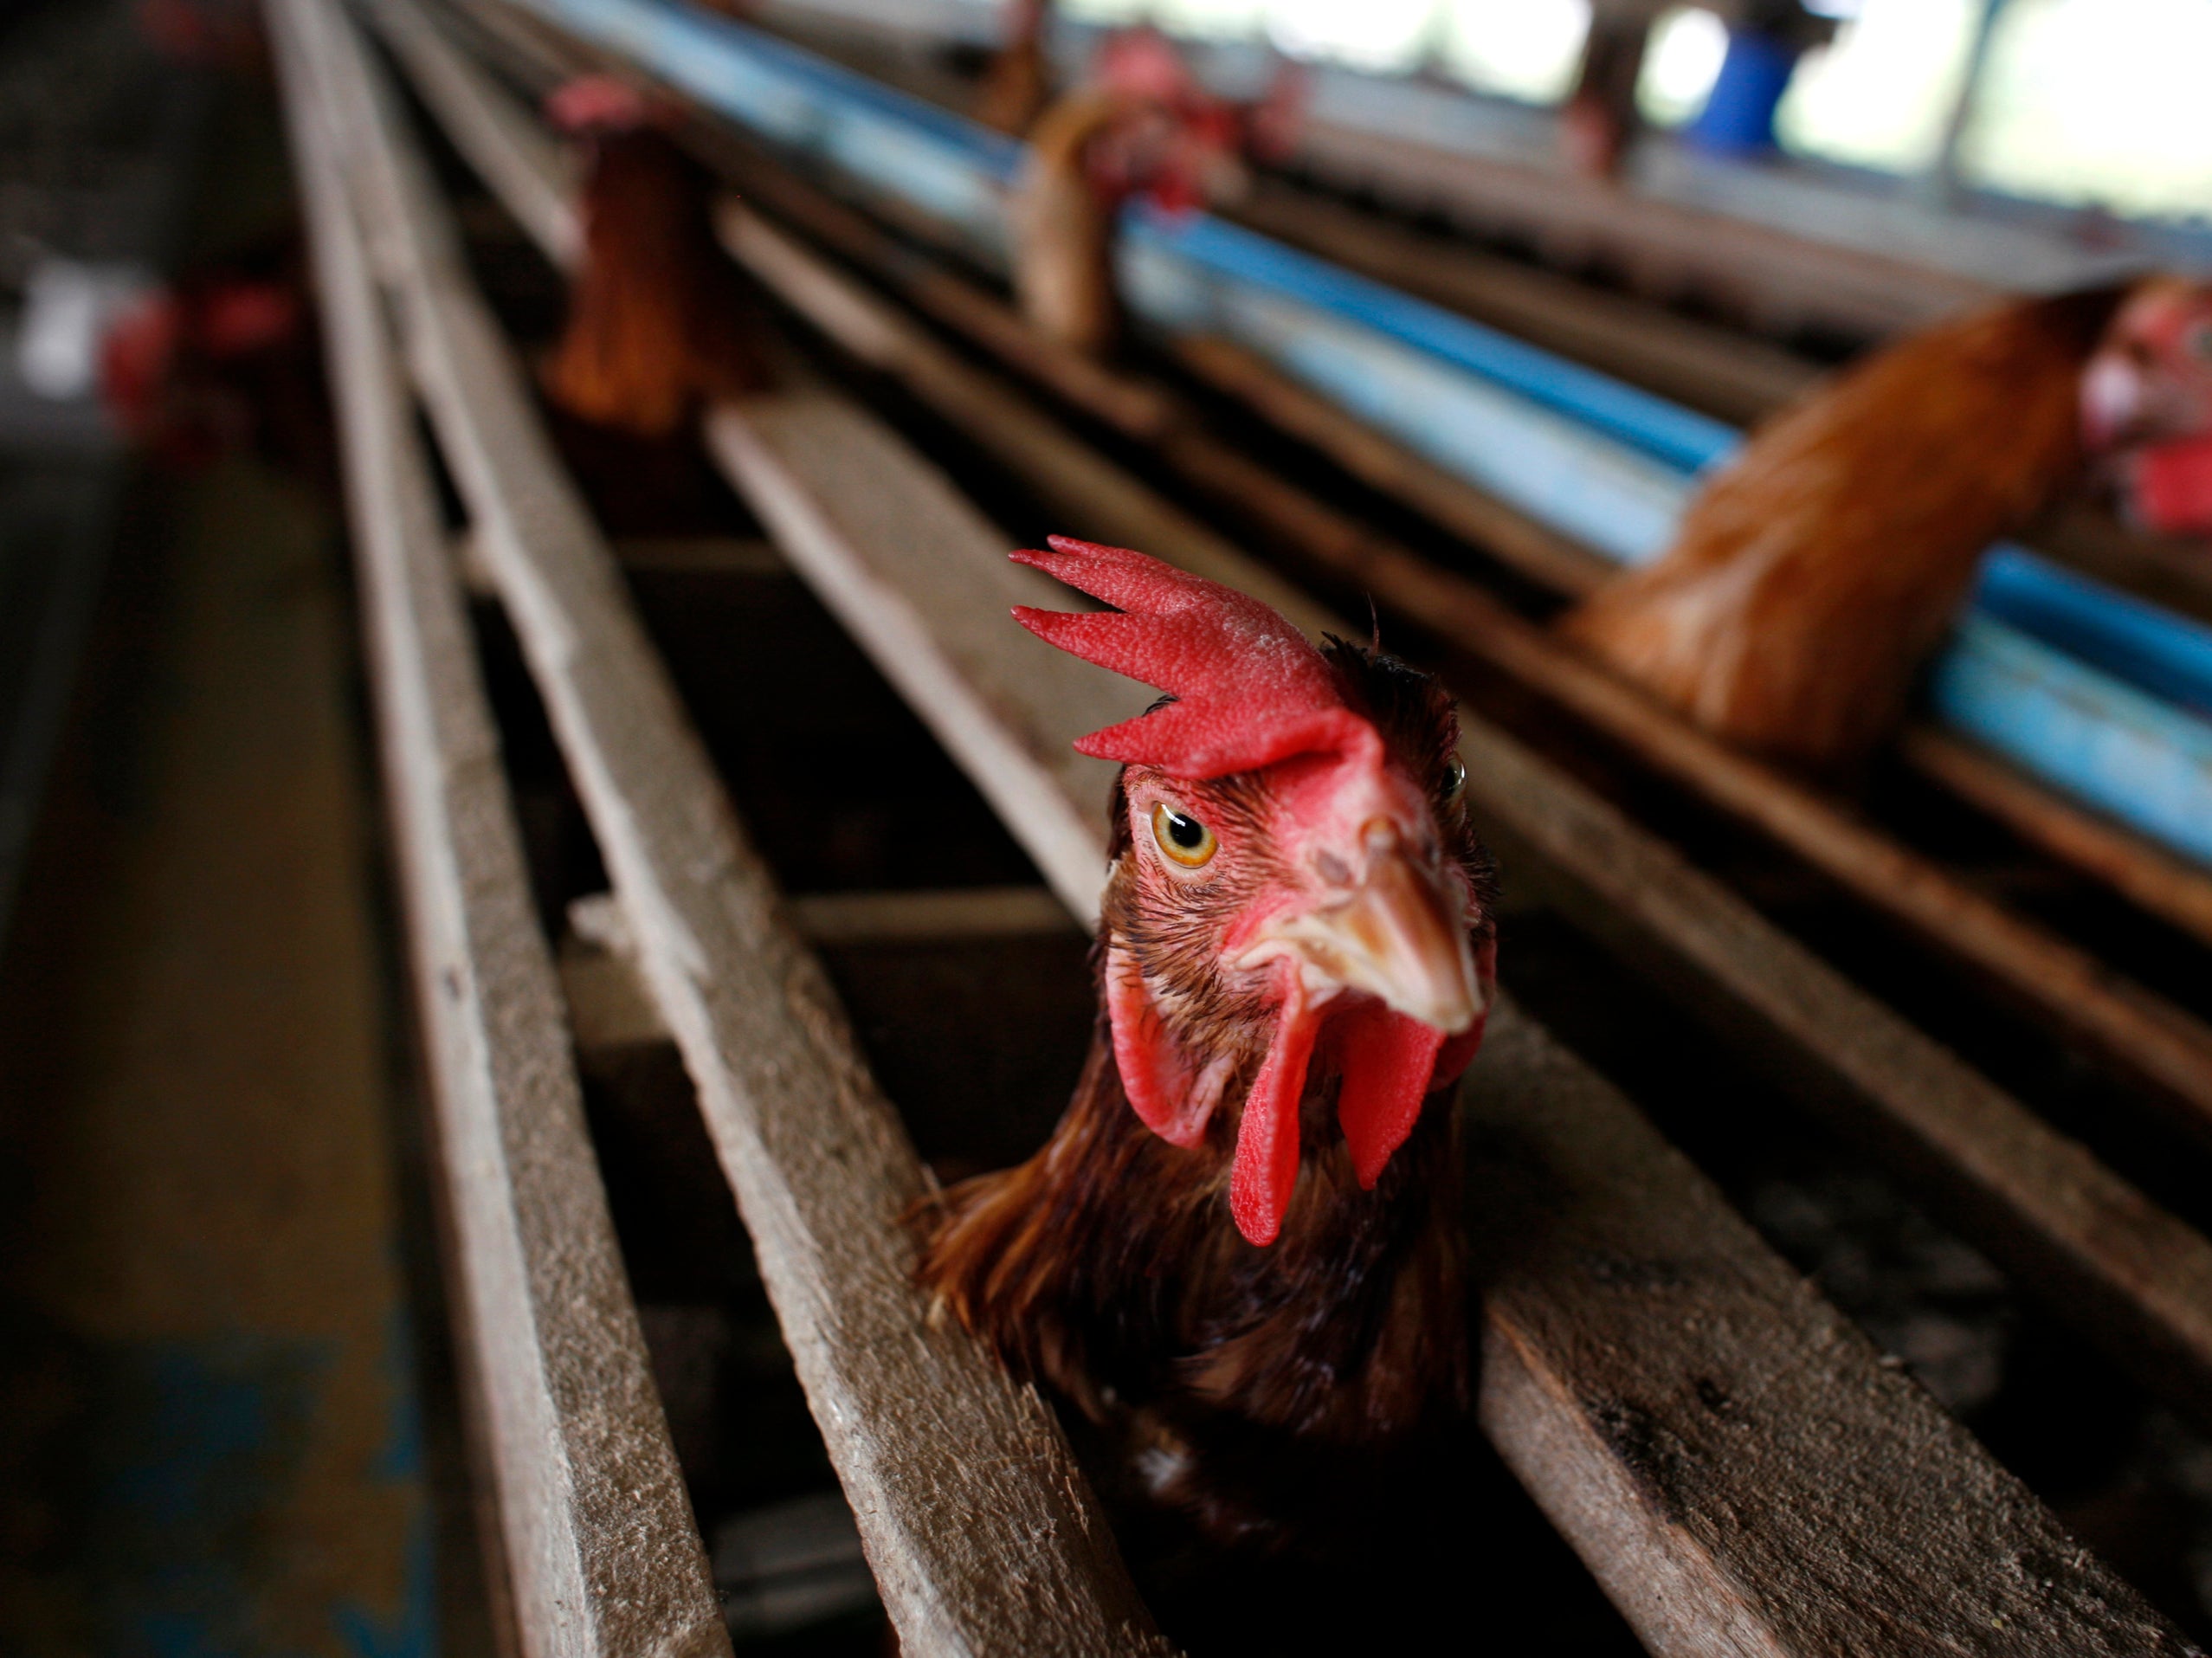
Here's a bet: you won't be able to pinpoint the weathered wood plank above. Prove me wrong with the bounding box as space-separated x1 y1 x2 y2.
371 0 581 264
1465 1005 2196 1658
378 18 2207 1648
267 12 730 1654
292 3 1169 1651
1901 726 2212 954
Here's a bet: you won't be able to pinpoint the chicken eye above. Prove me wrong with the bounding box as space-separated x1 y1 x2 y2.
1151 802 1217 868
1440 753 1467 804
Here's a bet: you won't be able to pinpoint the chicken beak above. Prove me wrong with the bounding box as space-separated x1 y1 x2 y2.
1267 823 1484 1035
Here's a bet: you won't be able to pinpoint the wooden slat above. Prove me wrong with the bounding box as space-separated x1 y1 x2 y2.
267 11 730 1654
1900 726 2212 954
290 3 1168 1651
377 18 2207 1648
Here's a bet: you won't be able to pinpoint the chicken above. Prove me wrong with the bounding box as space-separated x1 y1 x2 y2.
1558 277 2212 767
974 0 1053 136
96 258 322 475
1009 30 1247 356
919 539 1497 1558
538 76 771 440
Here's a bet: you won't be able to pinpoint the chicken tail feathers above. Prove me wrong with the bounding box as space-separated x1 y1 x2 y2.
1558 283 2135 767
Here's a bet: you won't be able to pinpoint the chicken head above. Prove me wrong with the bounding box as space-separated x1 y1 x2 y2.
1014 537 1496 1245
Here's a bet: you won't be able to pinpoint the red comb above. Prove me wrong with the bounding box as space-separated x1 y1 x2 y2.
1011 538 1364 777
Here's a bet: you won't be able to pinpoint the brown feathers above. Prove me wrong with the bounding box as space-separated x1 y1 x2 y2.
539 129 771 439
1009 90 1128 358
975 0 1053 135
1559 285 2131 766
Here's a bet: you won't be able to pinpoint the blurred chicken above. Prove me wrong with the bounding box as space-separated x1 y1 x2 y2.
96 255 324 476
975 0 1053 135
538 76 771 440
919 539 1497 1557
2123 436 2212 539
1559 277 2212 767
1009 29 1253 356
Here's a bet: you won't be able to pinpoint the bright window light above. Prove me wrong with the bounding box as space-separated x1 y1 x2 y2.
1636 7 1728 128
1151 0 1268 40
1265 0 1440 72
1957 0 2212 223
1436 0 1590 105
1061 0 1151 28
1774 0 1980 174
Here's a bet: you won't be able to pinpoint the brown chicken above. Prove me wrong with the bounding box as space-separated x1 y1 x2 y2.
1009 31 1247 356
974 0 1053 136
538 77 771 440
919 539 1497 1565
1560 276 2212 767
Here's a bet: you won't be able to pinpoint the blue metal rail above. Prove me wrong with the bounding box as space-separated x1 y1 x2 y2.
516 0 2212 868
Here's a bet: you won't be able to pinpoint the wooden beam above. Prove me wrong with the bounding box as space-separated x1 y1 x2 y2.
376 16 2204 1648
267 11 730 1651
559 885 1079 1061
287 3 1167 1651
1464 1005 2196 1658
1900 726 2212 953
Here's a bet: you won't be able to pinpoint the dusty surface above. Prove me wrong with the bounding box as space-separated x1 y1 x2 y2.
0 451 435 1657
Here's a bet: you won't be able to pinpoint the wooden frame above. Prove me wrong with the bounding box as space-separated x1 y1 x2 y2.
368 8 2196 1649
268 9 729 1650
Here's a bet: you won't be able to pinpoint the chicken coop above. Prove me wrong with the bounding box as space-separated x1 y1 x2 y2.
15 0 2212 1648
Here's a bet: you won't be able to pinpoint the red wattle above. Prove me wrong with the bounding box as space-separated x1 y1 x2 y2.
1106 942 1217 1147
1331 1001 1447 1190
2129 435 2212 538
1229 966 1319 1246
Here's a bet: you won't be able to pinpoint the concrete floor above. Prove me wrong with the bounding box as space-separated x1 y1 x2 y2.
0 443 443 1657
0 54 487 1644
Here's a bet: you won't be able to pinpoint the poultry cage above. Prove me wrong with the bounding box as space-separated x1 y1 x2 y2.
268 0 2212 1648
